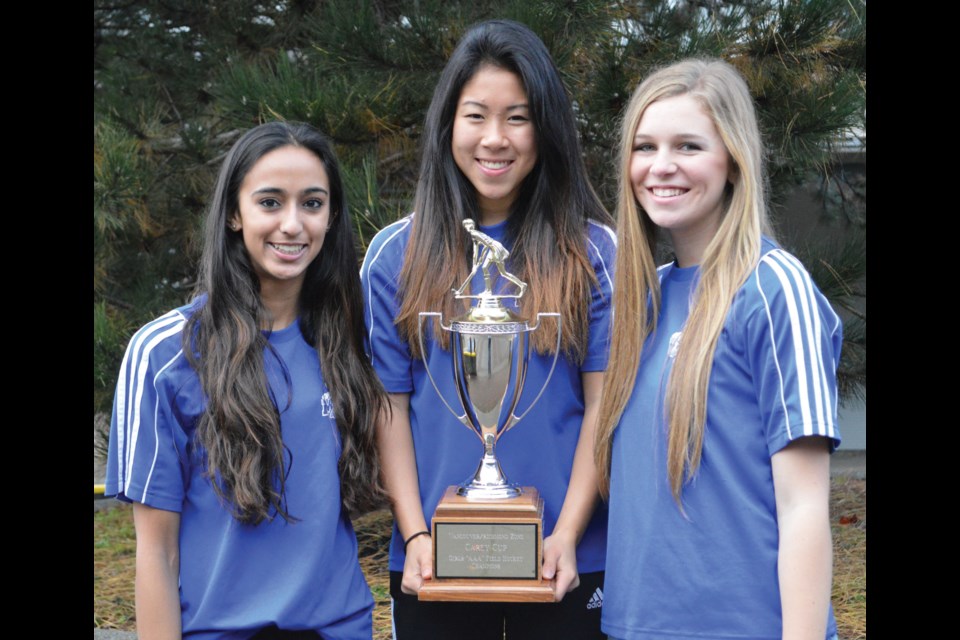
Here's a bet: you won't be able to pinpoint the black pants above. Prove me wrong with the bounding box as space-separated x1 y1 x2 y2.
390 570 606 640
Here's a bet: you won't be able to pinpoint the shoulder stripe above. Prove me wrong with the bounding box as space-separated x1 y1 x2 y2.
361 217 411 355
754 255 799 439
775 250 838 439
139 351 185 501
756 250 835 440
587 219 617 246
114 310 187 501
586 222 615 296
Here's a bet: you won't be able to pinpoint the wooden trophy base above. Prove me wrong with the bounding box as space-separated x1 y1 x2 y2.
418 486 556 603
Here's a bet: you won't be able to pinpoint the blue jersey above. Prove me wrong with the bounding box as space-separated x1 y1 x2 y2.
360 215 616 573
105 300 374 640
602 239 842 640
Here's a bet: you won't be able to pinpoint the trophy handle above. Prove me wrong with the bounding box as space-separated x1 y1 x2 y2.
418 312 473 429
506 312 562 427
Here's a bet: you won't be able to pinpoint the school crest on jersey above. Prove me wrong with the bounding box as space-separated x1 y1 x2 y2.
320 391 334 418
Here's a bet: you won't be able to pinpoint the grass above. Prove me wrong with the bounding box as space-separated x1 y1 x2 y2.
94 476 866 638
829 476 867 640
93 503 137 629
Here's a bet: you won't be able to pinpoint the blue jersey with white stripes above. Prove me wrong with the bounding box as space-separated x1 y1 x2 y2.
104 300 374 639
602 238 842 640
360 215 616 573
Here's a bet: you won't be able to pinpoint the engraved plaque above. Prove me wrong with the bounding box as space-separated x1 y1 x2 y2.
419 486 554 602
434 522 538 579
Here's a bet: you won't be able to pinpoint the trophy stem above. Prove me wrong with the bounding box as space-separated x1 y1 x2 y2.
457 434 522 500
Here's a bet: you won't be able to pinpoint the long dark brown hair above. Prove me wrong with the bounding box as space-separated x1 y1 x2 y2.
397 19 612 359
184 121 387 524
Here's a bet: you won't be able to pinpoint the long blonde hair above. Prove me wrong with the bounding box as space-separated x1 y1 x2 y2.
596 58 773 503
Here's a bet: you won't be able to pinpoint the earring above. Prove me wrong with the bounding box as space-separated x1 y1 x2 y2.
229 222 239 231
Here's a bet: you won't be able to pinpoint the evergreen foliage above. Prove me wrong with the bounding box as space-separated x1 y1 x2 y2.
94 0 866 416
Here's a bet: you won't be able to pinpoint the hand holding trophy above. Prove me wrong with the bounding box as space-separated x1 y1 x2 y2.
417 219 560 602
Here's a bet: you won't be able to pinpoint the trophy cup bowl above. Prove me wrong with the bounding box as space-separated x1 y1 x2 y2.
419 305 560 500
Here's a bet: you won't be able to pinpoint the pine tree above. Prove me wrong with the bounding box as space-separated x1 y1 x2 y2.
94 0 866 417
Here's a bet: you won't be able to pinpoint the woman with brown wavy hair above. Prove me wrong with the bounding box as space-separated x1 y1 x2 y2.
106 121 387 639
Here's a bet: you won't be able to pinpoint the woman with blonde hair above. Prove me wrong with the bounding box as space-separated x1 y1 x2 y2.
596 58 842 640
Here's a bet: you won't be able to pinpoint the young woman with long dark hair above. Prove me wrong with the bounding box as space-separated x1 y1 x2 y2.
361 19 615 640
106 121 387 639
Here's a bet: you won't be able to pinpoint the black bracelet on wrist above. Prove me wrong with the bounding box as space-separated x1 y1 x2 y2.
404 530 431 550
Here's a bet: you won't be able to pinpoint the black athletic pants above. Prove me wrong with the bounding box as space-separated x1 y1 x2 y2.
389 570 606 639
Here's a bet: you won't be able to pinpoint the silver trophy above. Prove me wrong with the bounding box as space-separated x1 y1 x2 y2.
419 219 560 500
